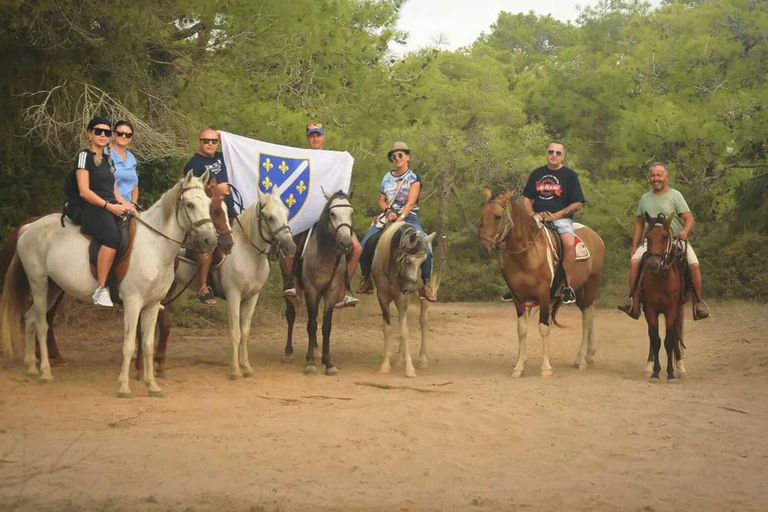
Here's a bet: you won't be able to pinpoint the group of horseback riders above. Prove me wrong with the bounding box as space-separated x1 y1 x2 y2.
66 116 709 319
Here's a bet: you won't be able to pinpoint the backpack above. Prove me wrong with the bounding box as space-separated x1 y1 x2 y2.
63 166 84 225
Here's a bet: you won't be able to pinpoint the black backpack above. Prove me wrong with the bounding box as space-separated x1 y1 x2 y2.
63 166 84 225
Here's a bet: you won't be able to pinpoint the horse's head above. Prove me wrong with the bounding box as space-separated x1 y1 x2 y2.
479 187 514 255
256 186 296 258
395 225 436 293
179 171 218 253
322 189 354 254
205 178 234 255
643 212 673 273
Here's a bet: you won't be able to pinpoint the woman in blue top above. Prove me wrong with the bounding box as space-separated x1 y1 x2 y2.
111 120 139 205
357 141 436 302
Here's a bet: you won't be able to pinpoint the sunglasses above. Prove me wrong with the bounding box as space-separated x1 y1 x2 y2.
200 138 219 145
391 152 407 161
547 149 563 156
307 123 323 130
93 128 112 137
115 131 133 139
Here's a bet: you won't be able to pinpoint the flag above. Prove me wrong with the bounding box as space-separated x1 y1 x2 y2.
220 131 353 234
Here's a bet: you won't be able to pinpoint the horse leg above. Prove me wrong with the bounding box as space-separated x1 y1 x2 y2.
155 307 171 379
539 298 553 377
394 295 415 378
321 301 337 376
575 304 590 370
418 300 429 369
304 297 319 375
664 309 678 381
238 293 260 378
45 292 64 362
118 299 141 398
378 296 394 374
139 303 164 397
644 308 662 381
282 300 296 363
135 321 144 380
24 307 38 377
675 303 686 375
512 303 527 378
30 278 52 381
226 291 244 380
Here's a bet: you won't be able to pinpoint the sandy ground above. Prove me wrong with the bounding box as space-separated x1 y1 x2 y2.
1 300 767 512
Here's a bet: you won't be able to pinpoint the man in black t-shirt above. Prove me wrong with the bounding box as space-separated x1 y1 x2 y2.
521 141 586 304
182 127 233 306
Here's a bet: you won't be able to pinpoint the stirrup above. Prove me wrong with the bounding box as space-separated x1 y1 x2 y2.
501 290 514 302
198 285 217 306
617 297 640 320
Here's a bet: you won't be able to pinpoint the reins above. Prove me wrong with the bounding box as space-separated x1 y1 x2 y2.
134 185 214 249
481 198 544 256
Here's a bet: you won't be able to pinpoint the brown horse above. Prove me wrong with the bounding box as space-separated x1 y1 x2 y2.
639 212 687 381
0 180 234 370
479 188 605 377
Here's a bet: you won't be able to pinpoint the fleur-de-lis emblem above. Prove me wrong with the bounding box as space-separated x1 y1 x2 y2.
286 193 297 207
262 176 273 189
296 180 307 194
262 158 273 172
279 160 289 174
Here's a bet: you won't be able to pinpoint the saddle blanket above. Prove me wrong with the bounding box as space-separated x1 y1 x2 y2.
572 222 590 260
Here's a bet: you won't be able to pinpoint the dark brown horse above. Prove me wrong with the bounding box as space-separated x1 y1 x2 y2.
639 212 687 381
0 180 234 371
479 189 605 377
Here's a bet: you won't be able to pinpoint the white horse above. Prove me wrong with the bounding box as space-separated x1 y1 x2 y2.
174 186 296 380
0 172 218 397
371 222 436 378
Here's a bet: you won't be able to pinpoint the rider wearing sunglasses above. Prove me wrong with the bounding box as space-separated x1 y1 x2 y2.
183 127 234 306
519 140 586 305
111 120 139 208
357 141 436 302
71 116 133 307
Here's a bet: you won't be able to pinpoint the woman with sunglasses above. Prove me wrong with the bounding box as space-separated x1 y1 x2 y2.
75 116 132 307
111 120 139 209
357 141 436 302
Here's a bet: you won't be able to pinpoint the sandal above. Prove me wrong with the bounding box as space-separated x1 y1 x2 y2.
198 285 217 306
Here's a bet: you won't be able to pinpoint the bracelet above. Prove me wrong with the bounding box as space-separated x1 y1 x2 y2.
103 201 109 209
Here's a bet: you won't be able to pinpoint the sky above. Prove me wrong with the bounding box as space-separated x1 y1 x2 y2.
393 0 662 54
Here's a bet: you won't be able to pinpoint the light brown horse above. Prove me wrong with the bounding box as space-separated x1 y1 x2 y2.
479 188 605 377
639 212 687 381
0 180 234 369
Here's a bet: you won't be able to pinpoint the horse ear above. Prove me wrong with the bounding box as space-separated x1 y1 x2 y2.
258 191 267 207
424 232 437 244
271 185 280 197
200 170 210 184
483 187 492 201
644 211 652 224
322 187 332 200
664 215 673 230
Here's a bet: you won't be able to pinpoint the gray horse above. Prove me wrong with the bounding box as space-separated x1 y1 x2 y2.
291 190 355 376
371 222 436 378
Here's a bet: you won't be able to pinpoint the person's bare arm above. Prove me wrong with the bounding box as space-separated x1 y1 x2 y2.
552 202 582 220
678 211 694 241
396 182 421 222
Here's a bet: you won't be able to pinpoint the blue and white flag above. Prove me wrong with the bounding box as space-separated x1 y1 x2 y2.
220 131 353 234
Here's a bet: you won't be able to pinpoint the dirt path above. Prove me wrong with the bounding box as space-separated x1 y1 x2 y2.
1 301 767 511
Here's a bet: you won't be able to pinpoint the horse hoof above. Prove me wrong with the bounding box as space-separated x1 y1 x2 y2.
39 374 54 382
242 369 255 378
281 355 293 364
26 370 38 378
149 390 165 398
576 362 588 370
229 373 242 381
540 369 553 378
511 370 523 378
118 392 133 399
418 359 429 370
325 366 338 376
667 377 682 384
405 369 417 378
304 366 317 376
649 376 661 383
379 364 391 374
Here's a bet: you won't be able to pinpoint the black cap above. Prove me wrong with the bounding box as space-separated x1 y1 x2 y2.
87 116 111 130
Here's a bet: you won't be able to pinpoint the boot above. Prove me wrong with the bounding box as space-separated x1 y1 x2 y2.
357 276 374 294
419 283 437 302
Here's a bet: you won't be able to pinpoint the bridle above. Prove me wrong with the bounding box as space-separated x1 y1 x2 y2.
480 198 543 256
134 184 214 250
235 200 292 257
327 200 354 252
645 220 685 271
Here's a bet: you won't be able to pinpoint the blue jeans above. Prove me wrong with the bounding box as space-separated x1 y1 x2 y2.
361 213 433 282
551 218 575 235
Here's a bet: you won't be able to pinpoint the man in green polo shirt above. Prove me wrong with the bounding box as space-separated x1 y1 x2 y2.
618 162 710 320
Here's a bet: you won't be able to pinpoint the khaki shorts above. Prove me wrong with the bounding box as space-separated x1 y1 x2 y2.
632 240 699 265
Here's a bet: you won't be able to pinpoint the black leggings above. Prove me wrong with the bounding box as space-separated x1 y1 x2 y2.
81 203 121 249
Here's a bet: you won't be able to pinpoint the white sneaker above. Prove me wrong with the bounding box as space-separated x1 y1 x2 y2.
334 295 359 309
93 285 114 307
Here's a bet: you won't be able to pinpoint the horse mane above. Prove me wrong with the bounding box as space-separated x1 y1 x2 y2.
314 190 350 250
156 179 185 223
236 201 260 243
388 224 427 264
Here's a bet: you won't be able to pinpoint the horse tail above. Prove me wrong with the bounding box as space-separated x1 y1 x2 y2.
0 252 30 359
549 296 564 328
0 219 37 289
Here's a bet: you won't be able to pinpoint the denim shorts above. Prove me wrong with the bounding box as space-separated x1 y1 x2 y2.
552 218 575 235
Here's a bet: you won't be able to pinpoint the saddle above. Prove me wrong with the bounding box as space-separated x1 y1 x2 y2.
541 221 591 262
83 217 137 305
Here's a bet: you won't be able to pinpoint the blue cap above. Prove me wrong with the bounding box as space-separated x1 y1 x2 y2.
306 122 324 136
